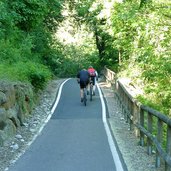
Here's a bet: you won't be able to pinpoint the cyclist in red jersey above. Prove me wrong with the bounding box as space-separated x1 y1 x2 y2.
87 66 97 95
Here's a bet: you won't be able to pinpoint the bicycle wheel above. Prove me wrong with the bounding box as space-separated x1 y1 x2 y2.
83 88 87 106
90 84 92 101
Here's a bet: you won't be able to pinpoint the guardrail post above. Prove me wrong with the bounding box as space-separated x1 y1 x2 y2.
156 118 163 168
119 85 126 121
129 100 133 131
118 84 123 114
115 81 119 106
124 91 129 123
147 112 153 155
140 108 144 146
133 103 140 137
166 125 171 171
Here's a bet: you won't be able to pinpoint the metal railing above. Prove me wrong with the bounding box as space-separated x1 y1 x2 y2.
103 66 171 171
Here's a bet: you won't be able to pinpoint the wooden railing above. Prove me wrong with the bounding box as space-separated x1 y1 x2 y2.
103 66 171 171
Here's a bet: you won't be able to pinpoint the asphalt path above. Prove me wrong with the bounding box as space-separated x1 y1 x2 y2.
8 78 124 171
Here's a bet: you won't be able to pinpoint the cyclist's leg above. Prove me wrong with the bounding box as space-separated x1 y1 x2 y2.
88 77 91 95
84 79 88 95
80 89 84 102
92 77 96 95
87 79 91 95
80 81 84 102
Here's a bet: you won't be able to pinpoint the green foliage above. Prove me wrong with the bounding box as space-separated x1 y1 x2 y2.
0 33 34 64
54 44 100 77
0 61 51 92
110 1 171 115
73 0 119 68
0 0 65 92
6 0 63 32
111 1 140 61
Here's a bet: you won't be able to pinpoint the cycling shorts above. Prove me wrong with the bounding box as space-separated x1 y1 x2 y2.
80 80 89 89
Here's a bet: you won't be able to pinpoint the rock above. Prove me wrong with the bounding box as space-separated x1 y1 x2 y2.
0 108 7 123
7 108 21 128
120 117 124 120
15 134 22 139
22 123 28 127
30 128 35 133
0 131 4 146
0 81 16 110
0 108 7 130
10 143 19 150
3 120 16 140
0 92 7 105
20 139 25 142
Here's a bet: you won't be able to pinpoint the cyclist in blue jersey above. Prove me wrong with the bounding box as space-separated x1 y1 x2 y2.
77 69 90 102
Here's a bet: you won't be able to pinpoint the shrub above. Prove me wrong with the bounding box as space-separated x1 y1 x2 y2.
0 61 52 92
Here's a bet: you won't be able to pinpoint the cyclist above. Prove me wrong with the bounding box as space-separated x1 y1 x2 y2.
77 69 90 102
87 66 97 95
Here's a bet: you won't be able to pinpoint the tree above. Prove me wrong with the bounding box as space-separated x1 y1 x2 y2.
67 0 118 67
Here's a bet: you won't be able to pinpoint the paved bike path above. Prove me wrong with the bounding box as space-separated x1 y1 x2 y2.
8 79 121 171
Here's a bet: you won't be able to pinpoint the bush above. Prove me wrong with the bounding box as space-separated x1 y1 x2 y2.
110 1 171 115
0 61 52 92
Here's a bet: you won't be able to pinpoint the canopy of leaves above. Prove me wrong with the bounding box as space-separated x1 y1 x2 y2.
0 0 64 91
111 0 171 115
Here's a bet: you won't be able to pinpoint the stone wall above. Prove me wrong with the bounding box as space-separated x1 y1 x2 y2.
0 81 34 146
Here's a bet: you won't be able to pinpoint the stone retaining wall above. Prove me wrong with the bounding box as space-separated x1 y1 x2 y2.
0 81 34 146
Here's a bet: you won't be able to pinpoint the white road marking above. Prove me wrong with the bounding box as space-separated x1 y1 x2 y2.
97 83 124 171
51 78 71 114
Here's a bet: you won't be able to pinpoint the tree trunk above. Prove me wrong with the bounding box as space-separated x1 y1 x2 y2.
94 26 105 59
